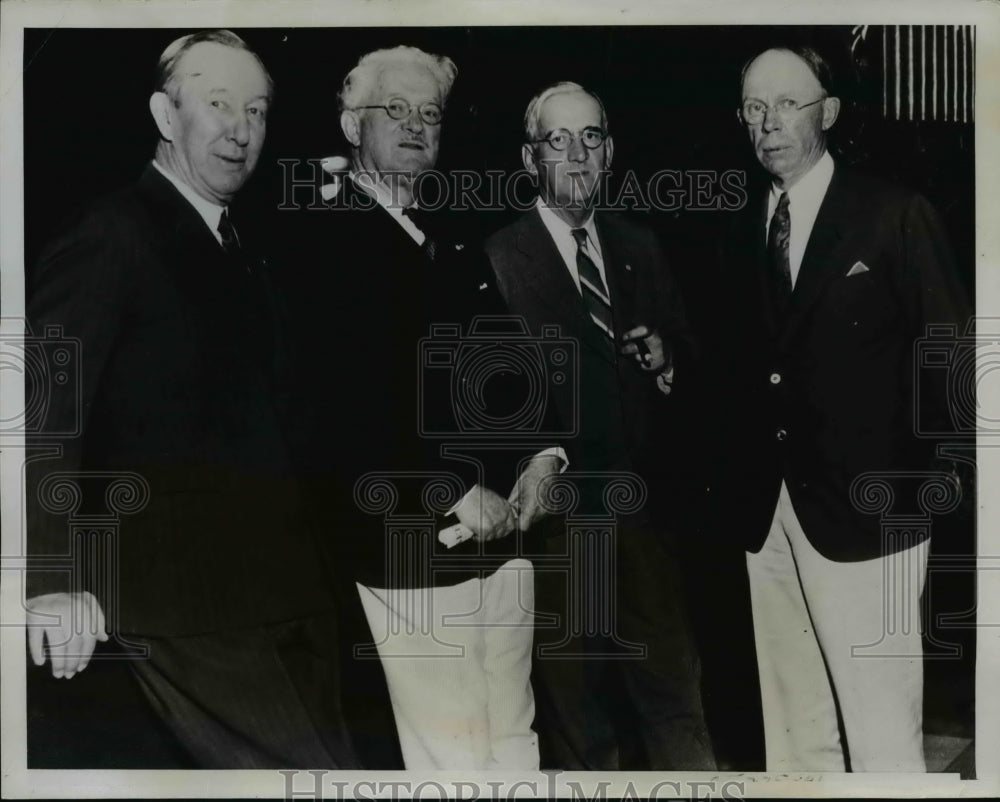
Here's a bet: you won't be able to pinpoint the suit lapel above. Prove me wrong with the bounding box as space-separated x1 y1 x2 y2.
595 213 637 335
780 167 851 344
515 209 616 365
138 165 229 262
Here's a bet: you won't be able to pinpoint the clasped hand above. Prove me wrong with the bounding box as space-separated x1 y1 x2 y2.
453 455 563 541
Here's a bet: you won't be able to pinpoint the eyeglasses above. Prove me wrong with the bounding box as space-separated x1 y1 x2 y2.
740 97 825 126
531 127 608 151
353 97 444 126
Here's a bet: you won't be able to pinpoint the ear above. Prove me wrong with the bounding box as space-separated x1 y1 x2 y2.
341 110 361 148
521 143 537 176
521 142 538 176
821 96 841 131
603 134 614 170
149 92 175 141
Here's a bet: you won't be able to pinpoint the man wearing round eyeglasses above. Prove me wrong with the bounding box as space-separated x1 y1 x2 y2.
279 45 565 771
711 45 970 772
486 81 714 771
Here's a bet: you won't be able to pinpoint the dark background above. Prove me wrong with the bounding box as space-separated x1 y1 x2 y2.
22 26 976 771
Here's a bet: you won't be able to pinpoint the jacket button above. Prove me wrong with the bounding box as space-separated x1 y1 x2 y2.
770 372 781 385
776 428 787 441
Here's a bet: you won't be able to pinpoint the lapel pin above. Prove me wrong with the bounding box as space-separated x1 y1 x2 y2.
624 263 632 272
455 243 465 251
478 282 488 290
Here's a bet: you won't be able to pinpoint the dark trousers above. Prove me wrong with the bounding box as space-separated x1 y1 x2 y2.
530 517 716 770
128 613 361 769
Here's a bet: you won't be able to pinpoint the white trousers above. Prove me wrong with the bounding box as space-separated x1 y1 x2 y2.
357 558 538 770
746 482 928 772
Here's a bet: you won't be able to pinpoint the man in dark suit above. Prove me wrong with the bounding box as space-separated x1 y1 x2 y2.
25 30 359 769
714 45 971 771
279 45 563 770
484 81 715 770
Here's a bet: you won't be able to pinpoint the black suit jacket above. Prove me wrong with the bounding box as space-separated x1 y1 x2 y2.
485 208 695 515
714 165 971 560
279 178 552 590
26 164 333 636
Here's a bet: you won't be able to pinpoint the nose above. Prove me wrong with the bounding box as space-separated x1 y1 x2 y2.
566 134 589 162
761 104 782 133
229 111 251 147
403 106 425 133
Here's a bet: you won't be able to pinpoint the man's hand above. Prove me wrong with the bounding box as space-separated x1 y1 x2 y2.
26 591 107 679
508 454 563 531
620 325 670 373
454 485 517 542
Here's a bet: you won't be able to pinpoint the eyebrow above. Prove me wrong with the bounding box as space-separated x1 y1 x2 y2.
204 87 269 102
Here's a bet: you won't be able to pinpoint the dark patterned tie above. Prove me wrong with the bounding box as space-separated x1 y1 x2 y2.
571 228 615 341
767 192 792 318
402 206 437 261
217 210 242 257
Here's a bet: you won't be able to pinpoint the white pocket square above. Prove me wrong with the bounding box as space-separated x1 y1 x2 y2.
846 261 870 277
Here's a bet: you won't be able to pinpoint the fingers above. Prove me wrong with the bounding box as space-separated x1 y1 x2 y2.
27 620 45 667
48 635 69 678
620 325 650 341
91 593 109 643
517 501 536 531
25 593 107 678
70 631 99 676
488 500 517 541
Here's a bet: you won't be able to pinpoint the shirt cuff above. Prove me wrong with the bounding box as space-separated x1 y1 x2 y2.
534 447 569 472
446 484 479 518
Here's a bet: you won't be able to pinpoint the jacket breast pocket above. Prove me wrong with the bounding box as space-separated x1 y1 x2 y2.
824 268 899 344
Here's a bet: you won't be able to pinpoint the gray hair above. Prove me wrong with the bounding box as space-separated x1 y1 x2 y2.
338 45 457 111
154 29 273 102
523 81 609 142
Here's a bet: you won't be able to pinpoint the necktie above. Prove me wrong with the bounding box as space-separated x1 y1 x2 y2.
402 206 437 261
571 227 615 341
767 192 792 317
218 210 242 257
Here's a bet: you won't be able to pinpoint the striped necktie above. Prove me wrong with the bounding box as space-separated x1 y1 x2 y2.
571 227 614 341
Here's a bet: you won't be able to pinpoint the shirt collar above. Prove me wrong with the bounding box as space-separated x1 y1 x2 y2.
535 196 601 255
350 171 424 244
151 159 225 237
770 150 834 211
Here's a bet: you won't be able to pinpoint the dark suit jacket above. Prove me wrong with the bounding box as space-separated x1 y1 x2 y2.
713 165 970 561
485 208 694 515
26 164 333 636
279 178 552 590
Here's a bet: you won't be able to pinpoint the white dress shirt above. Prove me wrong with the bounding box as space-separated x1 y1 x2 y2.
535 197 610 297
765 150 835 288
151 160 226 246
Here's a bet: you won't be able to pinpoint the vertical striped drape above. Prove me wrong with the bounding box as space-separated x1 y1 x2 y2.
871 25 975 122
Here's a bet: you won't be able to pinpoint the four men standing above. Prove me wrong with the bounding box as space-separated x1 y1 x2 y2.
23 31 971 774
